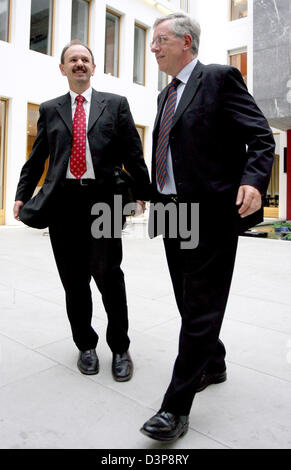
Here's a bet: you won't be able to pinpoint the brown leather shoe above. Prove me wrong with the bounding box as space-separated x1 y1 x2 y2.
77 349 99 375
112 351 133 382
140 411 189 442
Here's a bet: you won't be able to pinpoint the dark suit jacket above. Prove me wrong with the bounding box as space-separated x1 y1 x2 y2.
16 88 150 228
151 61 275 233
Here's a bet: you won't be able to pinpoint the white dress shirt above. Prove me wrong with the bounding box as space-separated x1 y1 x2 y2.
157 57 198 195
66 87 96 179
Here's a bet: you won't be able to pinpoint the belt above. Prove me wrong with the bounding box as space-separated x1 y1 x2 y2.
64 179 97 186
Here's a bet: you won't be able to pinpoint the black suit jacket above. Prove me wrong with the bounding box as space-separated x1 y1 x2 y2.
151 61 275 233
16 89 150 228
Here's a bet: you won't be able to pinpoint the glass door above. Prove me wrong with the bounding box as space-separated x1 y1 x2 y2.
264 133 280 219
27 103 49 190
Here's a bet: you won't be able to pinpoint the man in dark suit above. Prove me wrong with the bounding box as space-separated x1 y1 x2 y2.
13 40 150 381
141 13 275 441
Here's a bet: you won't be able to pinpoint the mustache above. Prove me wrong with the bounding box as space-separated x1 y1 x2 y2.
73 66 87 73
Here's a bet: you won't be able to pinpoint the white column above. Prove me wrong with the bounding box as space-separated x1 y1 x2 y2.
54 0 72 62
89 0 106 78
11 0 31 51
5 97 29 225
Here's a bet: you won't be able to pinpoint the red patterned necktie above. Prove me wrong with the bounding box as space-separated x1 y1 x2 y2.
70 94 87 179
156 78 180 190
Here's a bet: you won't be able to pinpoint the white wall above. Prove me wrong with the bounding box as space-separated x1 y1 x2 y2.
190 0 286 219
191 0 253 92
2 0 177 225
1 0 285 223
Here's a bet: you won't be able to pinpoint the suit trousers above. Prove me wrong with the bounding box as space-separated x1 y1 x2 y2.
157 199 239 415
48 182 130 353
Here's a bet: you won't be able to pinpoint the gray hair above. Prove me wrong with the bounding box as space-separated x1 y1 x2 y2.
153 13 201 55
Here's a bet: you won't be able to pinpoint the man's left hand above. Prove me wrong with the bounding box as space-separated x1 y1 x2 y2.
136 200 146 213
236 185 262 218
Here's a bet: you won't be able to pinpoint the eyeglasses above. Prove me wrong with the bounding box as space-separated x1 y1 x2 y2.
150 35 170 48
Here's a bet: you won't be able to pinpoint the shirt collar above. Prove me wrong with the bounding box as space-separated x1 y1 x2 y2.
70 86 92 104
176 57 198 85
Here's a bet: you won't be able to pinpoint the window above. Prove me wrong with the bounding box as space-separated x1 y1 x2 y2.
231 0 248 21
133 24 146 86
266 154 279 203
27 104 49 187
104 10 120 77
71 0 90 44
264 133 280 218
30 0 54 55
180 0 189 13
158 70 169 91
0 0 10 42
229 50 247 84
264 153 279 218
0 98 7 225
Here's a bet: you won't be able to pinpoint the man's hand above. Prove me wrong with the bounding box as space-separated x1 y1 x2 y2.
13 201 24 221
136 200 146 213
236 185 262 218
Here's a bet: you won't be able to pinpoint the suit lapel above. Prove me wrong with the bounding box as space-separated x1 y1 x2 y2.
55 89 106 135
56 92 73 134
153 61 204 136
171 61 203 128
88 89 106 133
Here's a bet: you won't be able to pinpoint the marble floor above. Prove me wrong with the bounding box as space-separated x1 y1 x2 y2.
0 223 290 450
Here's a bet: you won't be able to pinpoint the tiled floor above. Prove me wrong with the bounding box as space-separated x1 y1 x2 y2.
0 224 290 449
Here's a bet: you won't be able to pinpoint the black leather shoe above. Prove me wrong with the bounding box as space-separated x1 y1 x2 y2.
140 411 189 442
195 369 227 392
112 351 133 382
77 349 99 375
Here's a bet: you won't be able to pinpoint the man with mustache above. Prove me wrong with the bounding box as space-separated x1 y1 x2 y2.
140 13 274 442
13 40 150 381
